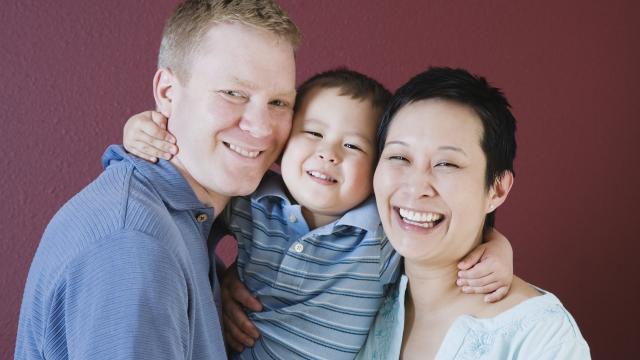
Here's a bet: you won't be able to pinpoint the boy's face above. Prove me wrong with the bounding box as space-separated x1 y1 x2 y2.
281 87 378 218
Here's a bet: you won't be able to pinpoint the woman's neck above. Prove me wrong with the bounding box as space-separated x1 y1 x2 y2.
405 260 469 316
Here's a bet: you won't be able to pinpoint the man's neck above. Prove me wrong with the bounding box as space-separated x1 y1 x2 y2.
169 158 229 217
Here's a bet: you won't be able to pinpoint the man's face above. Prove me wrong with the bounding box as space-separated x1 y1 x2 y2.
165 22 296 203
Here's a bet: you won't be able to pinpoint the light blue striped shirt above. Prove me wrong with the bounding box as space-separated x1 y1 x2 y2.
15 145 226 359
222 172 401 360
357 275 591 359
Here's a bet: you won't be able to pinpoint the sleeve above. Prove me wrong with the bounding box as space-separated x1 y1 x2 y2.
516 306 591 360
378 229 402 286
534 339 591 360
46 231 191 360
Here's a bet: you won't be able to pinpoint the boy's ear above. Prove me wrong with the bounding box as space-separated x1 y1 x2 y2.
153 68 176 118
487 171 514 213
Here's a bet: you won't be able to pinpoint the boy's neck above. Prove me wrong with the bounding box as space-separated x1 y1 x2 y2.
301 207 340 230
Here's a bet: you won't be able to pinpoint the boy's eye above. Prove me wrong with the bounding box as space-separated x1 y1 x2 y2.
269 99 290 108
304 131 323 138
344 143 362 151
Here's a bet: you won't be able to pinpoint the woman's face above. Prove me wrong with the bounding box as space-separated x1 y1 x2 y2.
374 99 494 264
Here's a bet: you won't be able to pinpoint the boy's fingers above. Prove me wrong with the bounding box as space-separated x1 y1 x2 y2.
458 273 495 288
150 111 168 128
138 132 177 156
135 141 173 161
128 149 157 163
484 286 509 303
149 111 177 143
458 259 493 279
457 244 486 270
461 281 501 295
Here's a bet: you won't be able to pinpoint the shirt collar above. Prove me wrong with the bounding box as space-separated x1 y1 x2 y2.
334 197 380 233
252 171 291 204
252 171 380 234
101 145 210 211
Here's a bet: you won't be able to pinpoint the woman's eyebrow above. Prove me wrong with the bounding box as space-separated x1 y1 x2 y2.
438 145 468 156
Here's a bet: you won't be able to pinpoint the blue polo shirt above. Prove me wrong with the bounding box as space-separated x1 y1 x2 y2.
15 145 226 359
222 172 401 360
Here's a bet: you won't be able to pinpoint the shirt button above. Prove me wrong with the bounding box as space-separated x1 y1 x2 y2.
196 213 208 223
288 214 297 223
293 243 304 253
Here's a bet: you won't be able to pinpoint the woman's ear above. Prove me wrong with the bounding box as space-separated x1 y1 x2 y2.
487 171 514 213
153 68 176 118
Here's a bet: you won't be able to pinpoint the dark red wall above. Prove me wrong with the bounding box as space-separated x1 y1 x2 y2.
2 1 638 358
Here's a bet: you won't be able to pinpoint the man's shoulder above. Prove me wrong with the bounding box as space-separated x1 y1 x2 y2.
38 162 177 268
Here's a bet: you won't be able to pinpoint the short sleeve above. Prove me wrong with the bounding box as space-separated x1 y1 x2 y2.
45 231 191 360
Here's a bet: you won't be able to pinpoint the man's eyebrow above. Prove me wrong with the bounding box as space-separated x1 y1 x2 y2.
232 76 296 98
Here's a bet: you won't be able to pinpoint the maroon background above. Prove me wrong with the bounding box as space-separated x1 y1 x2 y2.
2 1 638 358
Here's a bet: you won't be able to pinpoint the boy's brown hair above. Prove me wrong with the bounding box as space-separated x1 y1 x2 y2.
159 0 300 82
294 68 391 116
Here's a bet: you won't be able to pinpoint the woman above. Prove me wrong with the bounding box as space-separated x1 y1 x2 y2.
357 67 590 359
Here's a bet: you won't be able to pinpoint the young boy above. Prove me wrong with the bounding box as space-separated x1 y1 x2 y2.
124 68 514 359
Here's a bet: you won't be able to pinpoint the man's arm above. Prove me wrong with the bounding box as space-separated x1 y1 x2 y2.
52 231 190 359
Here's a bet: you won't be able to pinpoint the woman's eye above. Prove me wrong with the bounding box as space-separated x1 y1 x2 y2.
388 155 408 162
344 143 362 151
304 131 322 138
435 161 459 168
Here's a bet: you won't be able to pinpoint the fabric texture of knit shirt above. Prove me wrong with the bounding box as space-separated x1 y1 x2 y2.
222 172 401 360
356 274 591 360
15 145 226 360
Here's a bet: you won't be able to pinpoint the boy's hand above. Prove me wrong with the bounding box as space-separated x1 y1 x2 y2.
122 110 178 163
221 263 262 352
456 228 513 303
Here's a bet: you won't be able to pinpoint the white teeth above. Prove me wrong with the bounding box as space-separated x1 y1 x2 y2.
308 171 335 182
399 208 442 224
228 144 259 158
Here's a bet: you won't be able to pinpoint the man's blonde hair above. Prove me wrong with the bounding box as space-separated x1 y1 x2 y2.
158 0 300 82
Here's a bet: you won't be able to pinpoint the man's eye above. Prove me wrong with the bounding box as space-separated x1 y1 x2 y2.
219 90 245 98
344 143 362 151
304 131 322 138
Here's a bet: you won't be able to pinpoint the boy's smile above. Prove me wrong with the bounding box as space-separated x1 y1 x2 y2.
280 87 379 227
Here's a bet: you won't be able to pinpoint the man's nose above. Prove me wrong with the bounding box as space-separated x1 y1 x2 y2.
239 104 273 138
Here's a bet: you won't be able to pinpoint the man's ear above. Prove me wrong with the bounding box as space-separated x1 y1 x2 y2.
153 68 176 118
487 171 514 213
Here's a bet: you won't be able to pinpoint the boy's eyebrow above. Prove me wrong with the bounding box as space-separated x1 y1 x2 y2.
232 76 296 98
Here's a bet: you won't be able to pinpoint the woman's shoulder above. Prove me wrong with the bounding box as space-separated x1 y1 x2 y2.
445 277 590 359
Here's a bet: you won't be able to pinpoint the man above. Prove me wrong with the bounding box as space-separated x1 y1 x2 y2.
15 1 299 358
